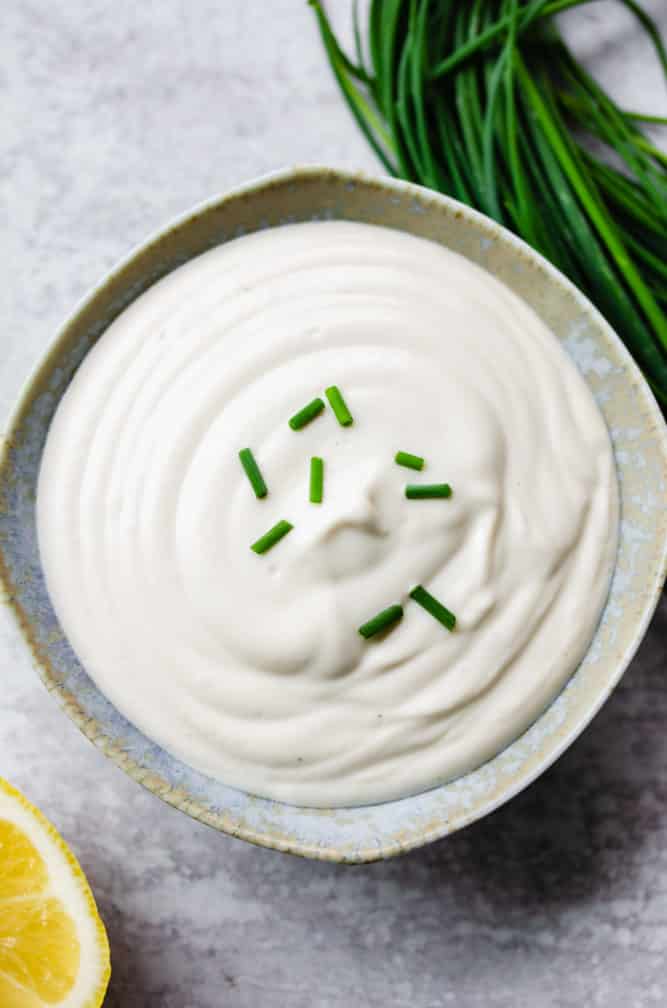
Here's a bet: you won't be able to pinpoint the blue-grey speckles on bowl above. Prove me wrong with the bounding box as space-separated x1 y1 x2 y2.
1 167 666 862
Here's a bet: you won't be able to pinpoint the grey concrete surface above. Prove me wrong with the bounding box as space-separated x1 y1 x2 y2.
2 2 667 1005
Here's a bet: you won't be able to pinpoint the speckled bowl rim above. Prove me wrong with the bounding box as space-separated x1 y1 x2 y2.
1 166 666 862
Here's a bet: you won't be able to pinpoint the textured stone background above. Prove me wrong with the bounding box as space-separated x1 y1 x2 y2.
2 3 667 1005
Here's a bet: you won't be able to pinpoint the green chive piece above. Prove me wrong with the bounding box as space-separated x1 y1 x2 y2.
238 448 268 499
395 451 425 471
251 520 293 554
289 397 325 431
310 456 324 503
405 483 452 499
358 604 404 639
410 585 456 632
325 385 354 426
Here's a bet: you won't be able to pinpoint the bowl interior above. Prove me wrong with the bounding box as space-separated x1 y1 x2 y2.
1 167 666 862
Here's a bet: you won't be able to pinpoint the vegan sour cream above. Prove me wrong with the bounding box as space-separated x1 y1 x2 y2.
37 221 618 806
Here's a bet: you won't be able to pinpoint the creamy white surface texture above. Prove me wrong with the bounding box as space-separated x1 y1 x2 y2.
37 221 618 807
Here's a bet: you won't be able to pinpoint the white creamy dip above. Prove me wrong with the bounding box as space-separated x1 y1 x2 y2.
37 221 618 806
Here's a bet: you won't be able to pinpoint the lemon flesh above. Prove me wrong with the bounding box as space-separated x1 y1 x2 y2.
0 780 110 1007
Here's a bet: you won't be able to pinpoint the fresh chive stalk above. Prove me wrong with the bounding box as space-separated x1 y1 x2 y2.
410 585 456 631
358 603 404 639
325 385 354 426
310 456 324 503
405 483 452 499
289 398 325 430
395 450 425 471
311 0 667 409
251 520 294 554
238 448 268 499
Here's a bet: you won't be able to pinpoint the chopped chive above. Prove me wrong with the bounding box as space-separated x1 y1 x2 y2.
238 448 268 499
289 397 325 431
251 520 293 554
325 385 353 426
395 451 425 471
358 604 404 639
410 585 456 632
405 483 452 499
310 456 324 503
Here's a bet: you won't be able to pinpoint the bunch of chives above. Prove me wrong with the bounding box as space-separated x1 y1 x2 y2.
310 0 667 409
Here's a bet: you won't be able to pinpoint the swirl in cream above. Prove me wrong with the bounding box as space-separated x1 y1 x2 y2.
37 222 618 806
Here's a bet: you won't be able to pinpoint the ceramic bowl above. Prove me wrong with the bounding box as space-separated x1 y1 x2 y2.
2 167 666 863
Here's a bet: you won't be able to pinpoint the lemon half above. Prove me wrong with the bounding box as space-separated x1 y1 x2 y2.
0 779 110 1007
